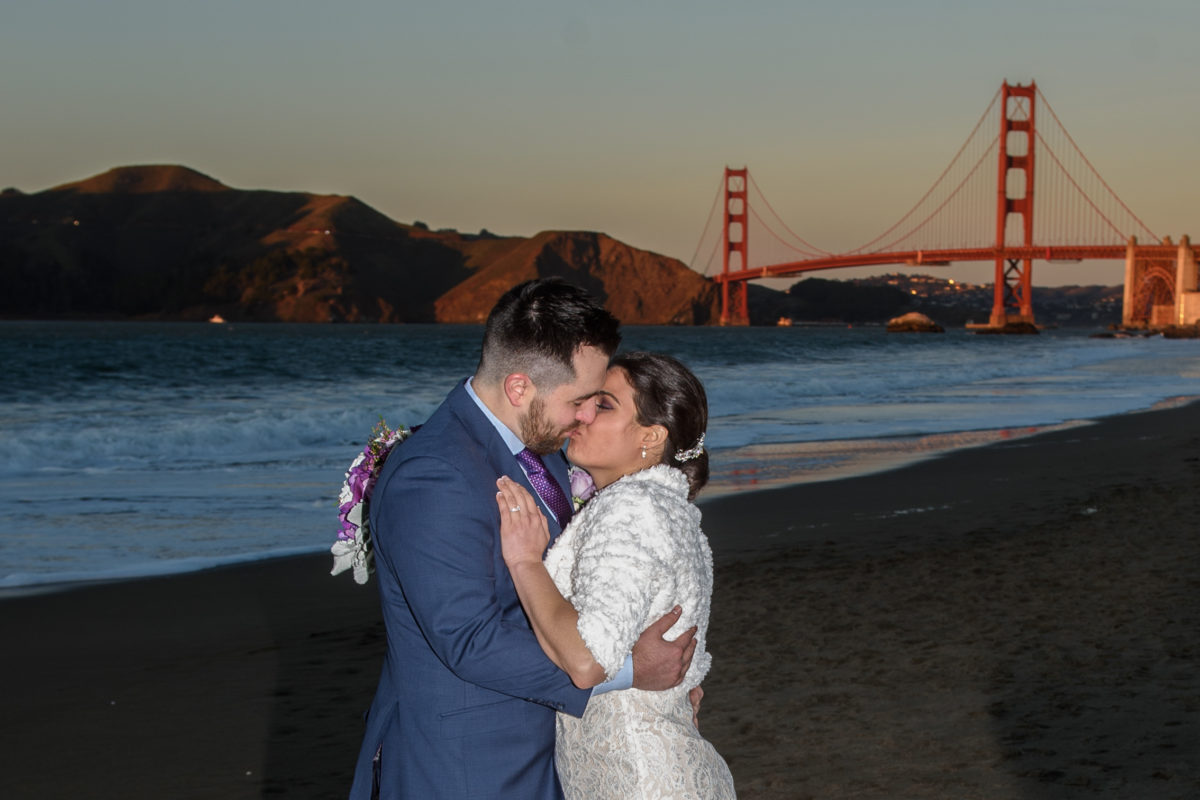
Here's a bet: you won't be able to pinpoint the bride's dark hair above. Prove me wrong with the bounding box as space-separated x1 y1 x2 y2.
609 351 708 501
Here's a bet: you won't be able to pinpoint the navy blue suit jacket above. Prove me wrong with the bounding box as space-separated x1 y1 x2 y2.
350 381 590 799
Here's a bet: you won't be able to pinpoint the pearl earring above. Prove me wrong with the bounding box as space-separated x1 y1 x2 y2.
641 446 647 459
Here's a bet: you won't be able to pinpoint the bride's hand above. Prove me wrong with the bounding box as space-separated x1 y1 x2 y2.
496 476 550 567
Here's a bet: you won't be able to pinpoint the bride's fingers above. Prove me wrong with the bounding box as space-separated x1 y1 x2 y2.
495 478 550 551
496 478 549 564
494 488 515 519
496 476 525 516
496 476 538 518
511 481 536 513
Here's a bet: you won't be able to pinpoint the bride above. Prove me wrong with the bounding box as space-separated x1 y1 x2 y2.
495 351 736 800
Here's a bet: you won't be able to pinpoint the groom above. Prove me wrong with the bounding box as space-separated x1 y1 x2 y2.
350 278 697 799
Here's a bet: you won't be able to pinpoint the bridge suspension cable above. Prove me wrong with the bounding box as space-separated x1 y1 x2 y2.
1034 87 1159 245
705 80 1195 328
745 172 832 258
720 83 1160 265
687 175 725 277
846 86 1003 255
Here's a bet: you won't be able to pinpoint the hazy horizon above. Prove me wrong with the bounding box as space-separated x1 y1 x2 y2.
4 1 1197 287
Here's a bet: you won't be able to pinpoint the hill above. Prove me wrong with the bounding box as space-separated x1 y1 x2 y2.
750 274 1122 328
0 165 720 324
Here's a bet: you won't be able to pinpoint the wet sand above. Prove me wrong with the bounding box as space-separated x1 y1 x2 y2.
1 402 1198 798
702 403 1200 799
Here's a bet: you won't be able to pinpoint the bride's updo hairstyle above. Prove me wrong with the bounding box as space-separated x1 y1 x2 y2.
610 351 709 501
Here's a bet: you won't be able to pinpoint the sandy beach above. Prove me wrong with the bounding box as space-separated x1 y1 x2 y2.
2 402 1197 799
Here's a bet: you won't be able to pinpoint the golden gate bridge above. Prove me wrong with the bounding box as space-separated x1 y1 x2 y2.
692 81 1199 329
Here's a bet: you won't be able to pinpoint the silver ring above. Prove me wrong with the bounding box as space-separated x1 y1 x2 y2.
510 505 521 513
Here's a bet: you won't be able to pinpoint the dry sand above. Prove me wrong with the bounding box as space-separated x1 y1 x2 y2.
1 402 1197 798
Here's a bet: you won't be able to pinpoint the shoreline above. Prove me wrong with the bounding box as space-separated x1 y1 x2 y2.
703 394 1200 564
5 394 1197 595
0 545 331 600
704 419 1094 499
1 399 1198 798
705 393 1200 498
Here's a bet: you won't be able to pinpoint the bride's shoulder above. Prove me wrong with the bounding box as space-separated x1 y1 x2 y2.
573 467 700 561
602 464 688 502
583 466 693 528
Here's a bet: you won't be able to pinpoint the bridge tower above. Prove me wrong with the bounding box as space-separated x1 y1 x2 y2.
720 166 750 326
991 81 1037 327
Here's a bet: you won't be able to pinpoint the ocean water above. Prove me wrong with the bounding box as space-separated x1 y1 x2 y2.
2 321 1198 589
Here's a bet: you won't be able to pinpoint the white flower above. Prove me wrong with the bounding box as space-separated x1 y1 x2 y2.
330 514 372 585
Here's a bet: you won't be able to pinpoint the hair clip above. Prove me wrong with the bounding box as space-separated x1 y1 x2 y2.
673 432 705 463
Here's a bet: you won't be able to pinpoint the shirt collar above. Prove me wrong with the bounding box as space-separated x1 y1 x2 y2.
465 377 524 455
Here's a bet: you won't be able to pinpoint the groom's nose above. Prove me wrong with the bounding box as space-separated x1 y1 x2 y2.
575 401 597 425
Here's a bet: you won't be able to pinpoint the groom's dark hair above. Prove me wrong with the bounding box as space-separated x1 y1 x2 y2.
476 278 621 389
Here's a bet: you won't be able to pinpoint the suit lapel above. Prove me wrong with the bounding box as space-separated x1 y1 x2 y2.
447 382 564 539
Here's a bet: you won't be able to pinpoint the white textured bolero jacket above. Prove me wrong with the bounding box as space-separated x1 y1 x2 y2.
544 464 714 701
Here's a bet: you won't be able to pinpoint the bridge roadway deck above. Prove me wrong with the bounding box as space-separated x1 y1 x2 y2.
715 244 1199 282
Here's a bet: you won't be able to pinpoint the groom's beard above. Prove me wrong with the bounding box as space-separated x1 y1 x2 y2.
520 397 574 455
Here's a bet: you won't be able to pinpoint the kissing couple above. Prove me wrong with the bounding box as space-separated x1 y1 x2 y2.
348 278 735 799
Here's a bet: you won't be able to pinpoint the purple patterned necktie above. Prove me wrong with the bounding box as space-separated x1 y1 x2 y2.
515 448 573 525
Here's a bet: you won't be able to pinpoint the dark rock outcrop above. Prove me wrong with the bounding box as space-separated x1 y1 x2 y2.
886 311 944 333
1161 324 1200 339
971 321 1040 335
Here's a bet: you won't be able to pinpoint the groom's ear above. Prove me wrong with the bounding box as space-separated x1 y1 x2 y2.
502 373 533 408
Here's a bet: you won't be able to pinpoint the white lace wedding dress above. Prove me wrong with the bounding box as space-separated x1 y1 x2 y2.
543 465 736 800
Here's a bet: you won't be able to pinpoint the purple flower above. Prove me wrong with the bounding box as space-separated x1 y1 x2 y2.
333 422 411 551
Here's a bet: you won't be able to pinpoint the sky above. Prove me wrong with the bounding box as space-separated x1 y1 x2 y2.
4 0 1198 287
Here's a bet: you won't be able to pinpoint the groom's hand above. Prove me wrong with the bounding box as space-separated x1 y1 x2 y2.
630 606 697 691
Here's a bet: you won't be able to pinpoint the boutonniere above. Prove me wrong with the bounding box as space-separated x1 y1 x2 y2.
568 465 597 511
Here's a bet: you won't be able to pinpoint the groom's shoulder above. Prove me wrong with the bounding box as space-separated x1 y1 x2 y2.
385 384 494 474
408 385 484 450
